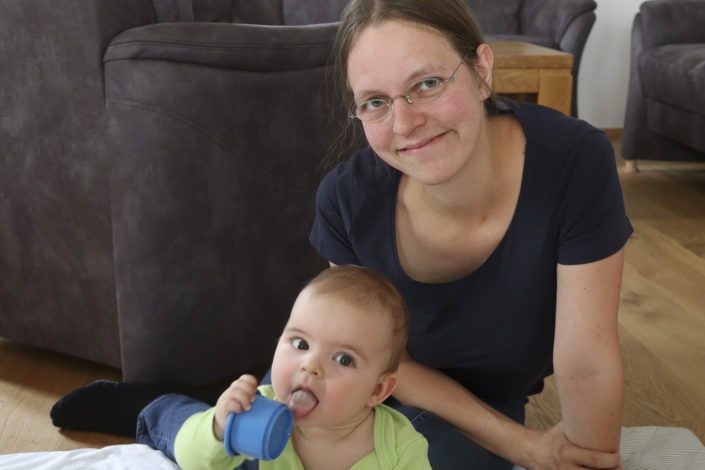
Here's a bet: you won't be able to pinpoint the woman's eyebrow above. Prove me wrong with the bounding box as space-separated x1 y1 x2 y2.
354 64 444 99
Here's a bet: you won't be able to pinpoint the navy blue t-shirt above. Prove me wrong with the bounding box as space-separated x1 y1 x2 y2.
309 100 633 403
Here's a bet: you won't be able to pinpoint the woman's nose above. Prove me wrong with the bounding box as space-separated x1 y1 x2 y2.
392 99 424 136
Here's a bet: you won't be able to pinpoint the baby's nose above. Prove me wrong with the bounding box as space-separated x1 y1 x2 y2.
300 354 322 376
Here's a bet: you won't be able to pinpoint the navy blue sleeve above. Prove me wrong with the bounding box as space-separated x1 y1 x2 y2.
308 166 361 266
557 130 633 265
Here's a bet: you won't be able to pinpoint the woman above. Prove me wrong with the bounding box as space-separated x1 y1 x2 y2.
52 0 631 468
308 0 630 468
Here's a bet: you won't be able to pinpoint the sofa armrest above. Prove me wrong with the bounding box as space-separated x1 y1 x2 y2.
104 21 349 384
639 0 705 49
521 0 597 51
104 22 337 70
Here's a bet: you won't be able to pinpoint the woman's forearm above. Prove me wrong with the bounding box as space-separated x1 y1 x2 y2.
554 250 627 455
555 346 624 452
393 356 540 466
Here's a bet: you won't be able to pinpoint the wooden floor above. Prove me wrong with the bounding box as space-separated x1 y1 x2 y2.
1 135 704 455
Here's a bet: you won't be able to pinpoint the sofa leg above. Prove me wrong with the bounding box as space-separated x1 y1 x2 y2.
623 159 639 173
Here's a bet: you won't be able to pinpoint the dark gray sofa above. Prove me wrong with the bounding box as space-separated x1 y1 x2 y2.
1 0 595 387
0 0 171 371
105 20 355 385
621 0 705 165
0 0 352 385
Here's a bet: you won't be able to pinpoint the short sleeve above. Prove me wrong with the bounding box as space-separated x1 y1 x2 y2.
372 405 432 470
392 435 431 470
309 166 361 265
557 131 633 265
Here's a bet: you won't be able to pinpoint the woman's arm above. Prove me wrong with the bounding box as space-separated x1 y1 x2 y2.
393 356 621 469
554 248 625 452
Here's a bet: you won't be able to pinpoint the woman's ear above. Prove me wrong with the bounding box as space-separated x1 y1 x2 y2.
367 372 397 407
473 43 494 99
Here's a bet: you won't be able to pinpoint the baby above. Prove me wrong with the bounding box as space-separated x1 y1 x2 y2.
174 265 431 470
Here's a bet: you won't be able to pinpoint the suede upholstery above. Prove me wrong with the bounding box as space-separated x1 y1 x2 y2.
2 0 593 385
105 21 348 384
0 0 161 368
622 0 705 162
0 0 354 384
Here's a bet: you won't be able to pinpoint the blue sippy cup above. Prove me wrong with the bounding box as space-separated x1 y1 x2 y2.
223 394 293 460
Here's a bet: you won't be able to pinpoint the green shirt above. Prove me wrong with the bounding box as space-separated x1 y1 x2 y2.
174 385 431 470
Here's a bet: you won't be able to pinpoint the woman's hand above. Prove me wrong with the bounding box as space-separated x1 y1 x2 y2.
527 422 623 470
212 374 259 441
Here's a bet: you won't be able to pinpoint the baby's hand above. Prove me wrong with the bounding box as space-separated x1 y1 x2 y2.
213 374 259 441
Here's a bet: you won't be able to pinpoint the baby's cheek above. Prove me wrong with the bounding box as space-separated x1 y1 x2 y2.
269 352 291 395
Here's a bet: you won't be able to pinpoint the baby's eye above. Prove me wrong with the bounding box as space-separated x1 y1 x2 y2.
334 353 355 367
292 338 309 350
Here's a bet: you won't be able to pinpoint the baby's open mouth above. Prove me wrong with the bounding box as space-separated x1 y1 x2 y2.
289 388 319 418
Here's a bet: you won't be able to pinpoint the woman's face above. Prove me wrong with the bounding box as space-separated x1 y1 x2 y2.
347 20 493 186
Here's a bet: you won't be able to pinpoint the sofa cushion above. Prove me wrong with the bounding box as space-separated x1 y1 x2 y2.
646 99 705 154
640 44 705 115
639 43 705 152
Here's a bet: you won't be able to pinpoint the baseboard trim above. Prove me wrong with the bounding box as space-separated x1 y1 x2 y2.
602 128 622 140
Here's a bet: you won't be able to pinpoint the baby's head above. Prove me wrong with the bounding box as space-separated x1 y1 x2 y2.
303 265 409 371
270 265 409 423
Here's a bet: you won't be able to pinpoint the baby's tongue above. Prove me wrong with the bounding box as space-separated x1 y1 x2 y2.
289 389 318 418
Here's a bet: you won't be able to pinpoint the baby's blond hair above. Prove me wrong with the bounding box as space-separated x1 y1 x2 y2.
303 265 408 372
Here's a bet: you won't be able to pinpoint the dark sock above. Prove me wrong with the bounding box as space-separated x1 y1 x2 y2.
50 380 179 437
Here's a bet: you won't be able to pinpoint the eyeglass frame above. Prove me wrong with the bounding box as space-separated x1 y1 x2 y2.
349 56 467 123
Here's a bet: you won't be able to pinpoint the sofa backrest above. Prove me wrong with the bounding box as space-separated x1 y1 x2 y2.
220 0 525 33
464 0 523 35
282 0 348 25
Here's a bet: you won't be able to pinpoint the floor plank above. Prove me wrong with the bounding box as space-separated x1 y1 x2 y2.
0 339 133 453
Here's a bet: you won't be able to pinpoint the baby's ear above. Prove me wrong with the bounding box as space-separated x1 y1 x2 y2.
367 372 397 407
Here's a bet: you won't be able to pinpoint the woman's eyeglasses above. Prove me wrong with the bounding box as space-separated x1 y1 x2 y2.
351 57 465 123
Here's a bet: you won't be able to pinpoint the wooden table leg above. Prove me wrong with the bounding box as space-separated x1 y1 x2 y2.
537 69 573 116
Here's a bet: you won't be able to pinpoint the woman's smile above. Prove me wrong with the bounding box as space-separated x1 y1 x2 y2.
398 130 451 153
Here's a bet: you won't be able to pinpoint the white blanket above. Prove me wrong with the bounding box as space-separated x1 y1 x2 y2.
619 426 705 470
1 427 703 470
0 444 178 470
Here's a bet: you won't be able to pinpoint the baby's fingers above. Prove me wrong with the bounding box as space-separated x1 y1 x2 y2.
213 375 259 440
223 377 258 410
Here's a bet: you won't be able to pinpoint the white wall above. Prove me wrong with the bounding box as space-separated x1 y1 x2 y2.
577 0 643 128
